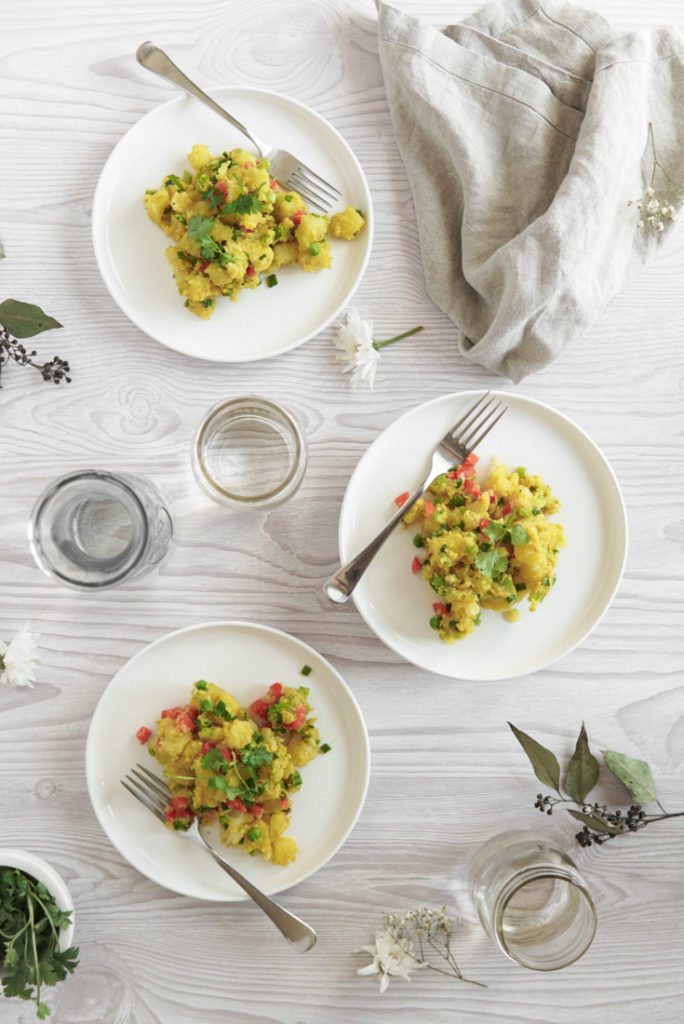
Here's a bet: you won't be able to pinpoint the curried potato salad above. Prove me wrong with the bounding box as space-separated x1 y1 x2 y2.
143 145 365 319
403 453 565 642
137 678 326 866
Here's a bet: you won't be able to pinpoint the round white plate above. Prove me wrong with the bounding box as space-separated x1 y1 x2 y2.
338 391 628 681
85 621 370 900
92 87 372 362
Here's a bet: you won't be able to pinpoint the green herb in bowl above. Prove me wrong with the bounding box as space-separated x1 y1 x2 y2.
0 861 79 1019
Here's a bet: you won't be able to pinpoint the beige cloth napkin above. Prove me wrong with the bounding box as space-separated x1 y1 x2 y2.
377 0 684 382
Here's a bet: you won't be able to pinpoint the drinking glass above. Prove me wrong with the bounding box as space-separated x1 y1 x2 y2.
192 396 307 509
29 470 172 590
468 830 597 970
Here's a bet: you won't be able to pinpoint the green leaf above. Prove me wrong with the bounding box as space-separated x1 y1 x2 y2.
508 722 561 791
187 214 216 247
509 524 530 546
565 723 600 804
221 186 264 216
475 548 508 579
602 751 657 804
0 299 62 339
0 242 5 259
567 808 621 835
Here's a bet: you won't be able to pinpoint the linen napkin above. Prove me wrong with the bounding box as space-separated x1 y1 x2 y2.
377 0 684 382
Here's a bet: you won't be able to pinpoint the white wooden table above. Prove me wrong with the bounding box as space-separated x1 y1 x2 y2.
2 1 684 1021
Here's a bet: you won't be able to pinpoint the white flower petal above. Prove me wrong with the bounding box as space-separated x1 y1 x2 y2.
0 627 40 688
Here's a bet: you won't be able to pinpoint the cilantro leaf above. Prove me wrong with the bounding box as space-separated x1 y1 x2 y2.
475 548 509 579
509 524 530 546
221 187 264 216
187 214 216 248
0 867 79 1017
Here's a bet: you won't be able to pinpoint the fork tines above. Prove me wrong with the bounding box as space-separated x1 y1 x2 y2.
287 167 342 213
452 392 507 452
121 763 172 823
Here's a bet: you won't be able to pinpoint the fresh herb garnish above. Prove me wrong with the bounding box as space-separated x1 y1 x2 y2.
201 743 273 805
0 296 70 388
0 867 79 1019
221 186 264 216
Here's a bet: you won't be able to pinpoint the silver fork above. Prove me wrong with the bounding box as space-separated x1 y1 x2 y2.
323 392 507 604
136 42 342 214
121 763 316 952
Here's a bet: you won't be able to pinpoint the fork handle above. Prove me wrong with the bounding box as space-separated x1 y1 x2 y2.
197 832 316 951
136 42 263 158
323 482 425 604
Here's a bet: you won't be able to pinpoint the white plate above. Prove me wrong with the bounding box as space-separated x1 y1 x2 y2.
338 391 628 681
85 621 370 900
92 87 372 362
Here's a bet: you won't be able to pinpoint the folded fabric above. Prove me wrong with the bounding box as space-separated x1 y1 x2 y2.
377 0 684 382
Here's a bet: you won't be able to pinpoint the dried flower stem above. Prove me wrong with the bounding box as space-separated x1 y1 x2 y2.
0 327 71 386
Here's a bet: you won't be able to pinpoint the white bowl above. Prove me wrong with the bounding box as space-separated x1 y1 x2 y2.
0 848 75 951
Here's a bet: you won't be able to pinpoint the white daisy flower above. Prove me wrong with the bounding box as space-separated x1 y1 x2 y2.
333 311 424 390
356 927 426 993
0 627 40 688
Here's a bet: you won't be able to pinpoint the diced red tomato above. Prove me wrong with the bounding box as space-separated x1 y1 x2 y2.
176 711 196 734
227 797 247 813
245 264 256 277
411 555 423 574
446 470 458 479
432 602 448 616
463 478 481 498
424 500 435 518
170 795 191 815
200 741 215 755
479 518 490 531
165 807 176 823
283 704 307 731
184 704 199 720
213 180 227 198
198 260 210 273
249 697 269 719
268 683 283 701
291 210 305 226
394 491 410 508
500 502 512 516
489 492 497 504
269 178 280 191
251 804 264 818
161 707 180 719
281 796 290 810
136 726 152 745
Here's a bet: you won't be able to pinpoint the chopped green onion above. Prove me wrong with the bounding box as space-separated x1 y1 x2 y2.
266 274 278 288
301 664 312 676
320 743 331 753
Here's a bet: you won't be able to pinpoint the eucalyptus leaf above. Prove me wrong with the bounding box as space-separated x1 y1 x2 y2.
567 809 622 835
0 299 62 338
508 722 561 791
565 723 600 804
602 751 657 804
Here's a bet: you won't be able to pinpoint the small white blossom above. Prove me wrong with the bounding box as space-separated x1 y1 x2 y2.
333 310 380 390
356 927 426 992
0 627 40 688
630 123 683 234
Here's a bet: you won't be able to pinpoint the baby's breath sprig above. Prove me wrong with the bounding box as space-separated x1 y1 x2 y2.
628 122 683 233
355 906 485 992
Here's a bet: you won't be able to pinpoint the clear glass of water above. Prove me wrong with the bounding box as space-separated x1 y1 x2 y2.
29 470 172 590
192 396 307 509
468 830 597 971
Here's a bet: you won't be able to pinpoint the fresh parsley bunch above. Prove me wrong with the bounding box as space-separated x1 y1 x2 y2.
0 867 79 1019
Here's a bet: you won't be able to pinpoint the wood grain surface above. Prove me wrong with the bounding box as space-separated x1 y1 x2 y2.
1 0 684 1021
